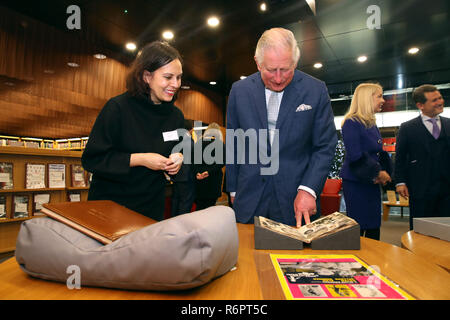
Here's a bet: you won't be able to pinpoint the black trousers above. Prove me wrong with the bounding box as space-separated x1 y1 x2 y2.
409 192 450 230
360 228 380 240
171 181 195 217
194 198 218 211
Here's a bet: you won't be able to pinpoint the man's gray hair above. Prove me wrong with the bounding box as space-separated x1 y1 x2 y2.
254 28 300 66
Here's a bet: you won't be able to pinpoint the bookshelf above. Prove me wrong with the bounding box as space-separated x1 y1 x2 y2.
0 135 88 150
0 146 89 256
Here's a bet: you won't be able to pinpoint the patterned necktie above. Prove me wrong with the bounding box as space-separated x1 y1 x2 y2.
427 118 440 139
267 91 279 145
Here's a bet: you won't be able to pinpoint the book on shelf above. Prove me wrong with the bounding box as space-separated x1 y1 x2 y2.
256 212 358 244
12 194 29 219
48 163 66 188
33 193 50 216
71 164 87 187
68 192 81 202
0 162 14 190
25 163 46 189
40 200 156 245
0 195 6 219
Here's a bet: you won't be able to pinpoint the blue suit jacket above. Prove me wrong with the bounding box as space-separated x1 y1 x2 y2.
226 70 337 225
340 119 392 183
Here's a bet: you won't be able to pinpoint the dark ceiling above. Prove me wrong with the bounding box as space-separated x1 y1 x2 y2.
2 0 450 96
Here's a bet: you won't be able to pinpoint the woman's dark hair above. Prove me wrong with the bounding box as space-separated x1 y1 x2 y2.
126 41 183 96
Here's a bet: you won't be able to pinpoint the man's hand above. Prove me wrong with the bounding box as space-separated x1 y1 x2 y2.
396 184 409 199
294 190 316 228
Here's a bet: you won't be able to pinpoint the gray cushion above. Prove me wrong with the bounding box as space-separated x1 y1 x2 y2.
15 205 238 291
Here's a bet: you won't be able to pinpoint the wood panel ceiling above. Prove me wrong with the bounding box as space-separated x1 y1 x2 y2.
0 0 449 139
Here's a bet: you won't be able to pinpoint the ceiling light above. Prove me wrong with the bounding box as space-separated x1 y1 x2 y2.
181 85 190 90
357 55 367 63
313 62 323 69
259 2 267 12
126 42 137 51
408 47 419 54
67 62 79 67
93 53 107 60
207 16 220 28
162 30 174 40
209 81 217 85
240 76 247 80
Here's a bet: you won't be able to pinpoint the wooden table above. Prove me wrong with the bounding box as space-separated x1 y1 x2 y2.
401 230 450 272
0 223 449 300
382 201 409 221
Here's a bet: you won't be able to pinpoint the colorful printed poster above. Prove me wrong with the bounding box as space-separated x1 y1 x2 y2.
270 254 415 300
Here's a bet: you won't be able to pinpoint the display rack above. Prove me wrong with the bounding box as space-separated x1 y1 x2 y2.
0 146 89 255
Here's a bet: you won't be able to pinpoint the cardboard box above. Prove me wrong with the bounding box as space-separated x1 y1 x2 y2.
414 217 450 241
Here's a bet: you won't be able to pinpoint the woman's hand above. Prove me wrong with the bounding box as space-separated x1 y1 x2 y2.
165 153 183 175
375 170 391 186
130 153 172 171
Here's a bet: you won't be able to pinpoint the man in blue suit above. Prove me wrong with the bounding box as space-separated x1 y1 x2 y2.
226 28 337 227
395 84 450 229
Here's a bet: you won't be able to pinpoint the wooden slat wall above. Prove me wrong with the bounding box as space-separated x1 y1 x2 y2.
176 86 224 126
0 7 224 139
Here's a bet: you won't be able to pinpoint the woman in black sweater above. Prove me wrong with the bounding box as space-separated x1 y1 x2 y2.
82 41 184 220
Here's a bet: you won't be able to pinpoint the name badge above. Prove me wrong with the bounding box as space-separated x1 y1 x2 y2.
163 130 179 142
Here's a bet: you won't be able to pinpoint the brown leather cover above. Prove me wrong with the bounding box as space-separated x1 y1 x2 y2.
41 200 156 244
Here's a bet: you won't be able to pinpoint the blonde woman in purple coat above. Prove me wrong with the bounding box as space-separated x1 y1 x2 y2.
340 83 392 240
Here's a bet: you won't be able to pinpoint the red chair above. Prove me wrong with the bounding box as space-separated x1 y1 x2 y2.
320 179 342 216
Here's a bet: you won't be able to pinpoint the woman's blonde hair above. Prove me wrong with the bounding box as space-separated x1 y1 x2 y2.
203 122 223 141
342 83 382 128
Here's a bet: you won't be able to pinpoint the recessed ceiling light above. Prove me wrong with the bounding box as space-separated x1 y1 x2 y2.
313 62 323 69
93 53 107 60
126 42 137 51
259 2 267 12
408 47 419 54
209 81 217 85
67 62 79 67
162 30 174 40
207 16 220 28
181 85 190 90
357 55 367 63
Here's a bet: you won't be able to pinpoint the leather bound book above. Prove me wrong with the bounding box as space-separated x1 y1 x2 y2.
41 200 156 244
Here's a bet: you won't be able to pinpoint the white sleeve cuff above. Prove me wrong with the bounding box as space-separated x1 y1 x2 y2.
297 185 317 199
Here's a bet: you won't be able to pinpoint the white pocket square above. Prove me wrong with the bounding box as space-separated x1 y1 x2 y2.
296 104 312 112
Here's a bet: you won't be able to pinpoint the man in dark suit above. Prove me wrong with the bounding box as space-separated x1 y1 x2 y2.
171 120 196 216
226 28 337 227
395 84 450 229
